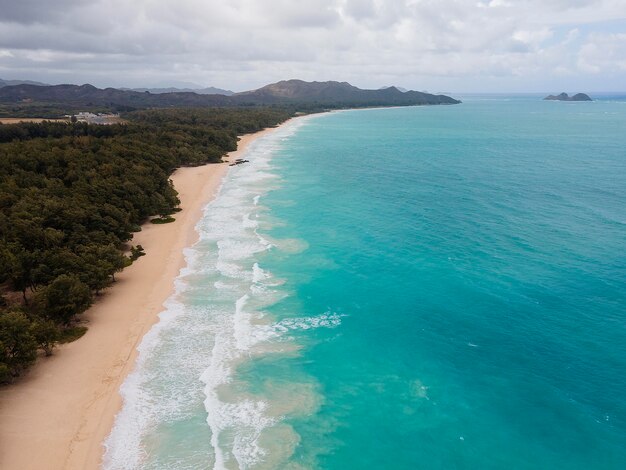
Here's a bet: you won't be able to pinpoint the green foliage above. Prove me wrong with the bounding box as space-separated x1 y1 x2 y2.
0 310 38 382
0 107 292 381
35 275 92 325
0 362 10 383
29 319 60 356
130 244 146 261
58 326 88 344
151 216 175 224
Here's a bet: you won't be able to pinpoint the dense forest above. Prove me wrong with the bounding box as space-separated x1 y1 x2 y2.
0 107 291 382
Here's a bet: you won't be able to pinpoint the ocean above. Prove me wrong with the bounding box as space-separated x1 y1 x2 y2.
104 96 626 469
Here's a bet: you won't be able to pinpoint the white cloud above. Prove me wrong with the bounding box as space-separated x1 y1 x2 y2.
578 32 626 73
0 0 624 91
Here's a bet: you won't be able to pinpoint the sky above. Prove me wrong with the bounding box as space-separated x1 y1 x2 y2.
0 0 625 93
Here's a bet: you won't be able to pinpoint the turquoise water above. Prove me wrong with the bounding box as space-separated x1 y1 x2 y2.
105 97 626 469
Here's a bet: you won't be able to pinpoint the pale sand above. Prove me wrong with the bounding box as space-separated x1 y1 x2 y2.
0 125 283 470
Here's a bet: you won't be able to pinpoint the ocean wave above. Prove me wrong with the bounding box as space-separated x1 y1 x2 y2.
201 294 344 469
274 311 344 332
103 116 328 470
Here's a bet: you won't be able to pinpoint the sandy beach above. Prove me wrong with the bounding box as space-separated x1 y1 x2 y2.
0 125 282 470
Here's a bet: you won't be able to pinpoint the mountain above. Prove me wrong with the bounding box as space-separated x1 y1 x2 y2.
0 83 232 109
544 92 592 101
380 85 408 93
234 80 460 105
0 78 50 87
0 79 460 114
124 86 234 96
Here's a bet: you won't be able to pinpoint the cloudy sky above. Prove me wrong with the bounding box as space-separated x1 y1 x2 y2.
0 0 625 92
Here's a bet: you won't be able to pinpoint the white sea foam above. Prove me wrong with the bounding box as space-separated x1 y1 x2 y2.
201 297 344 469
252 262 270 284
214 280 238 290
103 291 216 469
274 311 344 332
242 212 258 229
104 115 331 470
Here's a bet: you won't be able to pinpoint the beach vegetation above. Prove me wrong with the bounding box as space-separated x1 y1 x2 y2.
130 245 146 261
58 326 88 344
0 107 291 381
0 310 38 381
151 216 175 224
34 275 92 325
29 319 60 356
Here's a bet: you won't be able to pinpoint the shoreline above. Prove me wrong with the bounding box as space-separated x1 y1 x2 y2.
0 123 286 470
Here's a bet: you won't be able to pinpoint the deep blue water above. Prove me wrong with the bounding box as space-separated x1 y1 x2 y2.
106 97 626 469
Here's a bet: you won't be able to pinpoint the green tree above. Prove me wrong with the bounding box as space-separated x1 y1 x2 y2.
0 362 10 383
35 275 92 325
76 244 128 289
2 244 37 303
0 310 38 381
130 244 146 261
0 108 293 381
29 319 60 356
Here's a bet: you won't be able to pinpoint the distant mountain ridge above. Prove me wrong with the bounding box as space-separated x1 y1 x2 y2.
0 79 460 113
122 86 234 96
0 78 50 87
234 80 459 105
0 83 233 108
380 85 409 92
544 92 592 101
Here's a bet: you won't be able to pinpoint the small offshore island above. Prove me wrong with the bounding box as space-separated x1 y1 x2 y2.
2 0 626 467
544 92 593 101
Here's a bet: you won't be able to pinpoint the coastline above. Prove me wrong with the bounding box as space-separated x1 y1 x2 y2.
0 124 285 470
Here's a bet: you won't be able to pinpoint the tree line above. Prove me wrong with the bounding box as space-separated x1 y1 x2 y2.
0 107 291 382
